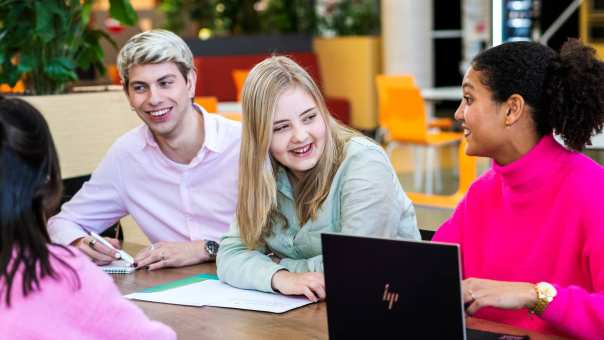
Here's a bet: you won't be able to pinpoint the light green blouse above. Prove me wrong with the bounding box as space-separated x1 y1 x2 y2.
217 137 419 292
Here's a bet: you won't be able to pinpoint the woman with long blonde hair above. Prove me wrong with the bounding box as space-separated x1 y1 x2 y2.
217 56 419 301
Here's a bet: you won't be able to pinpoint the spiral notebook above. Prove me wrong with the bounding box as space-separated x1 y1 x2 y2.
100 259 135 274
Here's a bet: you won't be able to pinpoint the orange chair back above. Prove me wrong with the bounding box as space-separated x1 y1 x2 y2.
384 86 429 143
194 96 218 113
107 64 121 85
375 74 416 128
456 138 477 195
219 112 242 121
232 69 249 102
406 138 478 209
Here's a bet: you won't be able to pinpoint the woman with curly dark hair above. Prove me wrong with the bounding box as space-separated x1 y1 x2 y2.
433 39 604 339
0 97 175 339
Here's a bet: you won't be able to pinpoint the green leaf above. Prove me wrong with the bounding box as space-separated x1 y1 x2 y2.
0 65 21 86
34 1 55 43
108 0 138 26
16 53 34 73
45 57 77 81
80 1 93 27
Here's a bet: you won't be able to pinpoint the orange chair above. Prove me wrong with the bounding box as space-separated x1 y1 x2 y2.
194 96 241 121
384 86 462 194
218 112 241 121
375 74 453 132
194 96 218 113
406 138 477 209
107 64 121 85
232 69 249 102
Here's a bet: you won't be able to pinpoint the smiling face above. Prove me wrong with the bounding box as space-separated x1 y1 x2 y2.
269 86 327 179
455 67 509 159
126 62 196 141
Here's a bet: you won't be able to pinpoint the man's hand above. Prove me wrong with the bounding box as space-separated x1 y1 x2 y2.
271 270 325 302
134 240 209 270
463 277 537 315
72 236 121 266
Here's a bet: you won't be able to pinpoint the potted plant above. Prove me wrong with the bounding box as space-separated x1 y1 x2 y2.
159 0 316 37
313 0 381 132
0 0 138 95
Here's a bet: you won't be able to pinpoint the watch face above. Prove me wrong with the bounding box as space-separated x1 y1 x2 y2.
206 240 219 256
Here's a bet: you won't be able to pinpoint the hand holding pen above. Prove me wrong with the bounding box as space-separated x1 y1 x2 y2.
72 232 126 266
89 231 135 266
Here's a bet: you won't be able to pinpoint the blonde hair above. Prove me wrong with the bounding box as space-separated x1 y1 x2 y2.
238 56 357 249
116 29 194 88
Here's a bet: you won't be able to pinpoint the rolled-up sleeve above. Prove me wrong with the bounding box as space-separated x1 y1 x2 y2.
217 221 286 293
280 255 323 273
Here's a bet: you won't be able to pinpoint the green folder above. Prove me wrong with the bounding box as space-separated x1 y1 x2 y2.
141 273 218 293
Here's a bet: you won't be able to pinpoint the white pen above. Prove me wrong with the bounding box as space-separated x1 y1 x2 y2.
89 231 135 266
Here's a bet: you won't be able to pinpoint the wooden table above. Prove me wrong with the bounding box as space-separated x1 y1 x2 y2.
113 245 566 339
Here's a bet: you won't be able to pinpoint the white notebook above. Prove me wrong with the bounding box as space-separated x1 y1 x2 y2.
100 260 135 274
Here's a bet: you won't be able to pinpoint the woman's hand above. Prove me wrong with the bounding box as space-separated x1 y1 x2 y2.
72 236 121 265
271 270 325 302
135 240 208 270
463 278 537 315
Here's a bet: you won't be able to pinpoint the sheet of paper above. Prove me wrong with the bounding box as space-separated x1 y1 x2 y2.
127 280 210 306
201 280 312 313
126 279 312 313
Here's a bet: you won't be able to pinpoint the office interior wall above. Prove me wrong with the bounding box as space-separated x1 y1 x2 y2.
381 0 433 88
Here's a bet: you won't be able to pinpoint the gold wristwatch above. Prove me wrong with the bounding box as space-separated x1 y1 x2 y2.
531 282 557 315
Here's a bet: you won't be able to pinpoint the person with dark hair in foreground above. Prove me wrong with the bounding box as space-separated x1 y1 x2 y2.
433 39 604 339
0 97 175 339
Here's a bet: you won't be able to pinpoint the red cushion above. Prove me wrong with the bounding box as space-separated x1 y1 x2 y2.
194 52 323 102
326 97 351 125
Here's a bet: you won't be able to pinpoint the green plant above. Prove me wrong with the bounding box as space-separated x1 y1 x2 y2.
0 0 138 95
160 0 261 36
159 0 315 36
318 0 380 36
260 0 316 34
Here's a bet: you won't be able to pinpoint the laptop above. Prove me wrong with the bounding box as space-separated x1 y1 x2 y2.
321 233 529 340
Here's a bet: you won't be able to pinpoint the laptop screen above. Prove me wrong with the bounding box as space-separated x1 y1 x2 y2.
322 233 466 339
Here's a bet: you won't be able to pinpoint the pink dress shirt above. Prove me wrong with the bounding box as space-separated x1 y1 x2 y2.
0 245 175 339
48 108 241 245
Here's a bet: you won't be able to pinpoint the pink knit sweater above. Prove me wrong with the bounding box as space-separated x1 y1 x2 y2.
0 245 175 340
434 135 604 340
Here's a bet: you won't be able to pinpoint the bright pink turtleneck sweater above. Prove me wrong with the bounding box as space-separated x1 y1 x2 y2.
434 135 604 340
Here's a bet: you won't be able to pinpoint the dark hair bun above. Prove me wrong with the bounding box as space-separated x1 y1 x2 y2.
545 39 604 150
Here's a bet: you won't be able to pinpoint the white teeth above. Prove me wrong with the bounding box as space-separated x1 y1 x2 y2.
291 144 311 154
463 128 470 137
149 108 170 117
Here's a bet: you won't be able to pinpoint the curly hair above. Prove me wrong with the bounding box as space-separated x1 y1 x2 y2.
472 39 604 151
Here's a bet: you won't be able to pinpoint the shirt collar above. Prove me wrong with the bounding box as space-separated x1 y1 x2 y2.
276 166 294 200
139 103 227 154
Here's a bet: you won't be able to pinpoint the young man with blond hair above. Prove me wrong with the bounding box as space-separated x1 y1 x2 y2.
48 30 241 270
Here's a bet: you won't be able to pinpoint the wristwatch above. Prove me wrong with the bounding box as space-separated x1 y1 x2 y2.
531 281 557 315
204 240 219 260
